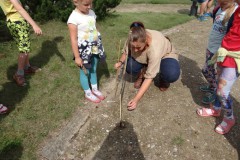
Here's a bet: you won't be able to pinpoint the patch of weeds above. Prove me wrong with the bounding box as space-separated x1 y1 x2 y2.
171 136 184 146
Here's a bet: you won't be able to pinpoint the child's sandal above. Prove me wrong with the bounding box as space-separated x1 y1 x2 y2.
215 117 235 135
196 107 221 117
0 104 8 114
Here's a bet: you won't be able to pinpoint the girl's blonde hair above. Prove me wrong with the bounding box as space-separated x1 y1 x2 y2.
221 0 236 26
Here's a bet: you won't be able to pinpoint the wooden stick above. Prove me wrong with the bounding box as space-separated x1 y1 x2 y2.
119 40 129 124
114 40 122 97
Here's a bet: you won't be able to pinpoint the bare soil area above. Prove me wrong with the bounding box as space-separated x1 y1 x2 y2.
39 4 240 160
114 4 189 13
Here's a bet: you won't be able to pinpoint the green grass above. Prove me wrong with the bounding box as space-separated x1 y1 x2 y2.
0 12 193 159
121 0 191 4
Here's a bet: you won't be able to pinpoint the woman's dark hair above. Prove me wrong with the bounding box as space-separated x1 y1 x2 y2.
129 21 145 29
129 21 146 43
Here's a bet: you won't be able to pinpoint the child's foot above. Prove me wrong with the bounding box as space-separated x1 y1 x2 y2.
199 85 214 92
85 92 101 103
202 92 216 104
215 117 235 135
92 89 105 100
198 15 207 22
13 73 26 86
203 12 213 18
0 104 8 114
196 107 221 117
24 66 41 75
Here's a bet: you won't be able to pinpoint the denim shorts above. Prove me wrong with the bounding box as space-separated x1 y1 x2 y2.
197 0 207 3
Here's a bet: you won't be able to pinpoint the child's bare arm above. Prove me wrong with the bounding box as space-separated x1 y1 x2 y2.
10 0 42 35
68 24 83 67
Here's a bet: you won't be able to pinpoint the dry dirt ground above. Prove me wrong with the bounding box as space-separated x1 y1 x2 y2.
39 4 240 160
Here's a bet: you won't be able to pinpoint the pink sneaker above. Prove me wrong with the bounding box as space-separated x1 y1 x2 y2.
92 89 105 100
85 92 101 103
215 117 235 135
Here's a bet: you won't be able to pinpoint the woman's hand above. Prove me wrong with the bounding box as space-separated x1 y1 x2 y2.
75 57 83 67
114 61 122 69
127 99 138 111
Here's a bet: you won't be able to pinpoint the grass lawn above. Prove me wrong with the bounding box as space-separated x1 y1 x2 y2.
121 0 191 4
0 11 193 159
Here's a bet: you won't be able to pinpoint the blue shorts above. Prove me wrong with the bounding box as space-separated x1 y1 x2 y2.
197 0 207 3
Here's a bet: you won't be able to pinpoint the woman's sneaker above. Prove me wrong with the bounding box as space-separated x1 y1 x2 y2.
85 92 101 103
92 89 105 100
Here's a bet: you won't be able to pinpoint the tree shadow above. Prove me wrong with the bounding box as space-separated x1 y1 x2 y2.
93 121 145 160
0 36 65 120
0 141 23 160
179 55 206 105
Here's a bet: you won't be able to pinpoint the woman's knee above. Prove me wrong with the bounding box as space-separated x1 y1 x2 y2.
160 58 180 83
126 56 144 75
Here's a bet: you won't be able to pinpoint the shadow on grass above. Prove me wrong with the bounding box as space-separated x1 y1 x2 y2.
0 24 12 42
0 36 65 119
0 140 23 160
93 121 145 160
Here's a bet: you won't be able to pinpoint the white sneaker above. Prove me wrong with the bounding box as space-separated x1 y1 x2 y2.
85 92 101 103
92 89 105 100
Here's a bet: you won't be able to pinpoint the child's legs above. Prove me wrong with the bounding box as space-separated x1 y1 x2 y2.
198 0 208 15
7 20 31 71
80 69 90 90
206 0 213 13
216 66 238 117
89 55 99 85
202 49 217 90
126 56 145 76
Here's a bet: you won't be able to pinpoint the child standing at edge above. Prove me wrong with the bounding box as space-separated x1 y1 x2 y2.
197 3 240 134
0 0 42 86
67 0 106 103
197 0 214 21
200 0 238 104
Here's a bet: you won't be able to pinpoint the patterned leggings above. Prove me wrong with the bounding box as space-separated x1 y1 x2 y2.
214 66 239 118
202 49 217 90
7 20 30 53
